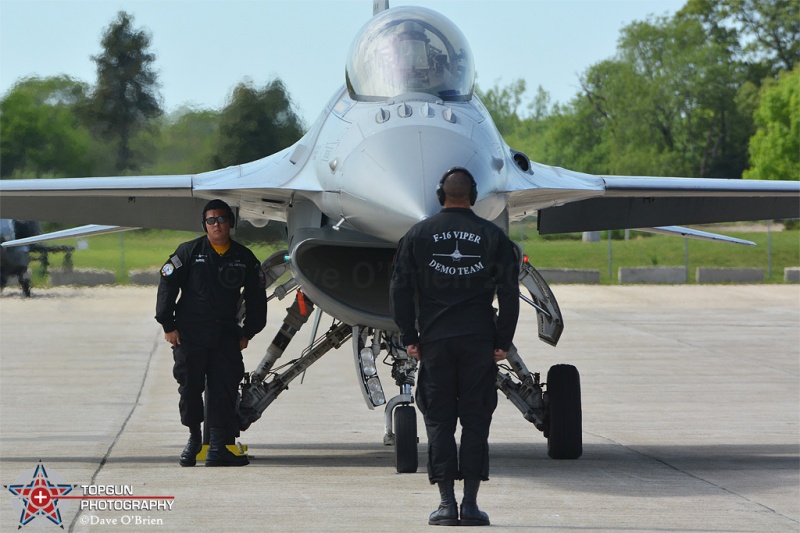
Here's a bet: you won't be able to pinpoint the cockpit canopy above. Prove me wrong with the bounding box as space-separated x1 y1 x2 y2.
345 6 475 102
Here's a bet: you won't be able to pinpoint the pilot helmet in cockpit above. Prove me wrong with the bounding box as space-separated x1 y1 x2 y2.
391 21 433 88
345 6 475 102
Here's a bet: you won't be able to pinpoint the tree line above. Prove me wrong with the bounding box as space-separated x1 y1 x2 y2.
0 11 304 179
1 1 797 182
479 0 798 181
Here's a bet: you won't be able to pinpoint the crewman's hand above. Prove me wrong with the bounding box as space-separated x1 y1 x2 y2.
165 330 181 346
406 344 420 361
493 349 506 362
239 337 250 350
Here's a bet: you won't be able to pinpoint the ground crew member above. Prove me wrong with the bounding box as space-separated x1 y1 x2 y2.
390 168 520 526
156 199 267 467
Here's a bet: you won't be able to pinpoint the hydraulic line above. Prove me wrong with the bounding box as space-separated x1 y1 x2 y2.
251 291 314 383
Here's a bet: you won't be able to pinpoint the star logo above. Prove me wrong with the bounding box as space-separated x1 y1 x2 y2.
5 463 75 529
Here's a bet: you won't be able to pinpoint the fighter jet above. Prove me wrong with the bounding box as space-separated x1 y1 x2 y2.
0 219 47 297
1 3 798 471
0 219 33 297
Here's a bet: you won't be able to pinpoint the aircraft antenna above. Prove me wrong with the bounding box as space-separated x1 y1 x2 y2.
373 0 389 16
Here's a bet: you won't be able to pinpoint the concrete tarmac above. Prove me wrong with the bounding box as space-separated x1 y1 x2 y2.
1 285 798 532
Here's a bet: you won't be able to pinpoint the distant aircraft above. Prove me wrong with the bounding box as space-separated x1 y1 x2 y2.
0 219 42 297
0 220 76 298
1 2 798 471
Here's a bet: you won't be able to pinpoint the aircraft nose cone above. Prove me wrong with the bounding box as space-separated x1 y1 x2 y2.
337 126 484 242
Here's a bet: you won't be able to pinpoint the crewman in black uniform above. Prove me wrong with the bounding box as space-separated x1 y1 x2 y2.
156 199 267 467
390 168 520 526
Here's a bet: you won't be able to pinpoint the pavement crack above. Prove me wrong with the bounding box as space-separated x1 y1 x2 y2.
68 327 161 533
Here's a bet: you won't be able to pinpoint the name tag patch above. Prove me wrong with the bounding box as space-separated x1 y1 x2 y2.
161 255 183 277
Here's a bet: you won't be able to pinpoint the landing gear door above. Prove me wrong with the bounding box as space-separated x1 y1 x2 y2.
518 259 564 347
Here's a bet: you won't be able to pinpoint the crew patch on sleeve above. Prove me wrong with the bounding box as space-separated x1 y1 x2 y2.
161 261 176 277
161 254 183 277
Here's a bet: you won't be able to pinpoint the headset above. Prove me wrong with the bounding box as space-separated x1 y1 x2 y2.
436 167 478 206
201 199 236 232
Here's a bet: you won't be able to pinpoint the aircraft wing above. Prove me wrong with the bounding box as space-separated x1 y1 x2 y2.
0 176 203 231
0 91 336 232
0 224 137 248
503 162 800 233
0 139 323 232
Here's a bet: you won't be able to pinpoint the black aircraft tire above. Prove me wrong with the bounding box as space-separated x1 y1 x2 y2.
21 278 31 298
394 405 419 473
546 364 583 460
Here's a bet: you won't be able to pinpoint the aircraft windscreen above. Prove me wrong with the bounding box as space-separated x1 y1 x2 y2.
345 7 475 102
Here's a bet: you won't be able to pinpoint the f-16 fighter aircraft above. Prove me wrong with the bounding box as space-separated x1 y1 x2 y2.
0 219 35 297
2 2 798 472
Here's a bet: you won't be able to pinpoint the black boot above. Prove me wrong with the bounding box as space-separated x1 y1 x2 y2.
460 479 490 526
205 428 249 467
428 479 459 526
179 426 202 467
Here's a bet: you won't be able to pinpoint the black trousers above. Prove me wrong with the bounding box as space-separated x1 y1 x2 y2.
172 337 244 437
415 335 498 484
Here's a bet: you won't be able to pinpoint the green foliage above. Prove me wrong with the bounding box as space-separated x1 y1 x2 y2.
213 79 304 168
138 107 221 175
485 3 796 183
744 66 800 180
1 2 795 223
682 0 799 76
475 79 527 136
88 11 162 172
514 221 800 284
529 97 610 173
36 230 282 282
580 15 748 178
479 14 758 180
30 227 798 286
784 219 800 230
0 76 94 178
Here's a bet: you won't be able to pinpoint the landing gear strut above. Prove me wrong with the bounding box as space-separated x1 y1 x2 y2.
354 327 419 473
238 251 421 473
237 249 582 469
386 332 418 473
495 257 582 459
239 250 354 431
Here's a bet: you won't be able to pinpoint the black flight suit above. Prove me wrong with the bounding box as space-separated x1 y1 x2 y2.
390 207 520 484
155 236 267 438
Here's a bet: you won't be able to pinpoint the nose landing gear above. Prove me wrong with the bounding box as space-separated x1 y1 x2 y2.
355 328 420 473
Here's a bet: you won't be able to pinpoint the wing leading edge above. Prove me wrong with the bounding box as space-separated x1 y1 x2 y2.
0 176 206 231
0 99 332 232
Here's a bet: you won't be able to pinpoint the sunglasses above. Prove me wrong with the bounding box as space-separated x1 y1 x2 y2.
204 215 230 226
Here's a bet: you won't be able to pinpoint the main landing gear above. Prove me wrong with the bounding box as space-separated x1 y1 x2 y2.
237 251 422 474
495 258 582 459
238 250 583 472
